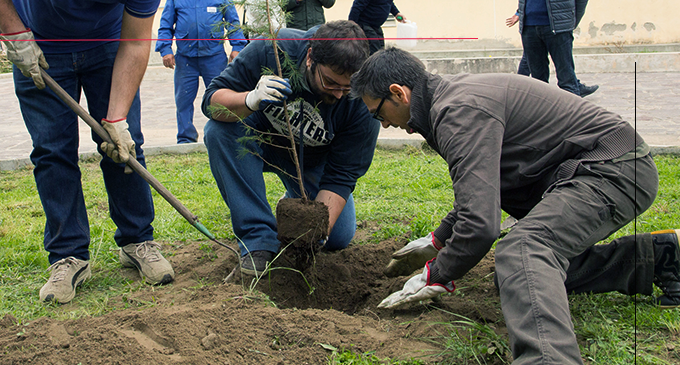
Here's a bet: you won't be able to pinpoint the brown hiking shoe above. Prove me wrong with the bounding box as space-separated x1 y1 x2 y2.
39 257 91 304
119 241 175 285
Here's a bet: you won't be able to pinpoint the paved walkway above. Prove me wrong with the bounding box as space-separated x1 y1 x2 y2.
1 68 679 169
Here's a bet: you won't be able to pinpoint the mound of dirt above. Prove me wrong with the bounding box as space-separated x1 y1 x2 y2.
0 231 506 365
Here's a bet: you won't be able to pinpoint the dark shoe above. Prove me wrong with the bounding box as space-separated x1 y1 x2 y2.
652 229 680 308
240 250 276 276
579 83 599 97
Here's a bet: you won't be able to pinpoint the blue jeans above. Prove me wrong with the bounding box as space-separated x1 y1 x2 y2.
13 42 155 264
174 52 227 144
203 120 357 256
521 26 580 96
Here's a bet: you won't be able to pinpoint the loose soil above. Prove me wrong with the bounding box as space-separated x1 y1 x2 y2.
0 226 506 365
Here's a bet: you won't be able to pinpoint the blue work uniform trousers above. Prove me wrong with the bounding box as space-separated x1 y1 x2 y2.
12 42 155 265
495 155 658 364
521 25 580 96
203 120 356 256
174 52 227 144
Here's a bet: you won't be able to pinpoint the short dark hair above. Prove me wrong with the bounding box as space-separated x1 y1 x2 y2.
350 47 427 100
309 20 369 75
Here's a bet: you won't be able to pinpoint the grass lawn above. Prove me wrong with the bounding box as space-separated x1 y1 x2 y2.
1 148 679 364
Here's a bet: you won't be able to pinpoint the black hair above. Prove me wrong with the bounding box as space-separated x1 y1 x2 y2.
350 46 427 100
309 20 369 75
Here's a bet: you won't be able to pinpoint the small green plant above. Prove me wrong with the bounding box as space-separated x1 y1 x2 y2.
427 308 511 365
328 348 425 365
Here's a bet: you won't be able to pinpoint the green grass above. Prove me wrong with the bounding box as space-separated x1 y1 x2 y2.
1 149 680 364
0 53 11 74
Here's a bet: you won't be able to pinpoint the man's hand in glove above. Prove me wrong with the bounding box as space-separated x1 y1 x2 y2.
245 75 292 111
100 118 135 166
0 29 49 89
378 258 455 309
384 232 442 277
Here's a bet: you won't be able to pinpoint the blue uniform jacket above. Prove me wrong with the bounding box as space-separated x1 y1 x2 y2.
201 27 380 200
155 0 247 57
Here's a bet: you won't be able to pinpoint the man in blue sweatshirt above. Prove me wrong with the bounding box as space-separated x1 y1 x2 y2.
348 0 406 55
0 0 175 304
517 0 587 96
201 20 380 276
156 0 247 144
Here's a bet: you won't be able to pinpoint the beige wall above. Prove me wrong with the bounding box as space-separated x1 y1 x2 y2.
154 0 679 49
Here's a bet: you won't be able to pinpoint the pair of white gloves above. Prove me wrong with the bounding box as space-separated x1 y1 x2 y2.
378 232 456 309
1 29 135 167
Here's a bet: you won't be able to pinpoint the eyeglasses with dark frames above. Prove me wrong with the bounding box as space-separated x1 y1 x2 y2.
316 65 351 91
372 97 387 122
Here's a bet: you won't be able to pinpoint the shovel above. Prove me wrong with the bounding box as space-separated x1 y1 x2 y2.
39 68 238 257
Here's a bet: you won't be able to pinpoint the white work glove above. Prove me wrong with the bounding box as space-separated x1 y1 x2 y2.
384 232 441 277
0 29 49 89
100 118 136 165
245 75 292 111
378 258 455 309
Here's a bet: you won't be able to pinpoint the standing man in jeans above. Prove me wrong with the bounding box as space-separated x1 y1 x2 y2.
518 0 587 96
348 0 406 55
0 0 175 304
156 0 247 144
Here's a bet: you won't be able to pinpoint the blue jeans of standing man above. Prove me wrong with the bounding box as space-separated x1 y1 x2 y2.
174 52 228 144
203 120 357 256
13 42 155 265
521 25 580 96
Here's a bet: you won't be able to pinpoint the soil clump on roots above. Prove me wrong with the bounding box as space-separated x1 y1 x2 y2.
276 197 329 270
0 226 508 364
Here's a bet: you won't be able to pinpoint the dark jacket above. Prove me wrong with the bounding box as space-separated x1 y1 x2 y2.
408 73 642 282
518 0 588 34
284 0 335 31
348 0 400 28
202 27 380 200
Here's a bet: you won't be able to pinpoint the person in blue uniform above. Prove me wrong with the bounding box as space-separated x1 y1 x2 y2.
156 0 247 144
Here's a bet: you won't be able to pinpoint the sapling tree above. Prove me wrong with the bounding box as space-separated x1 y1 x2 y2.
214 0 309 201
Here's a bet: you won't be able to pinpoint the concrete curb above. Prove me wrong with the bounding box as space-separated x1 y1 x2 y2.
2 139 679 172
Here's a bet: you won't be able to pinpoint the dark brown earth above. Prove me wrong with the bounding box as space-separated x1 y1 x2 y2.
0 226 508 365
276 198 329 270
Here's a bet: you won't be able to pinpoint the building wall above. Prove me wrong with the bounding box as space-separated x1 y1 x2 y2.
153 0 679 50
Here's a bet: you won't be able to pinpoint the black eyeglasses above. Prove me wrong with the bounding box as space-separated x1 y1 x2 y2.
316 65 351 91
372 97 387 122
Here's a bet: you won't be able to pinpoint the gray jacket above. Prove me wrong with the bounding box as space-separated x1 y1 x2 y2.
518 0 588 34
408 73 642 282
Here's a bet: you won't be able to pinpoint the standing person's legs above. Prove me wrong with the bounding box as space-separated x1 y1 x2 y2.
14 53 91 264
199 51 228 89
521 25 550 84
360 24 385 55
545 30 580 96
517 52 531 76
495 156 658 364
79 42 155 247
174 53 200 143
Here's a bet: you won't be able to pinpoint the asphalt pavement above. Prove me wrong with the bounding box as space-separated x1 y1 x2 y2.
1 67 679 170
